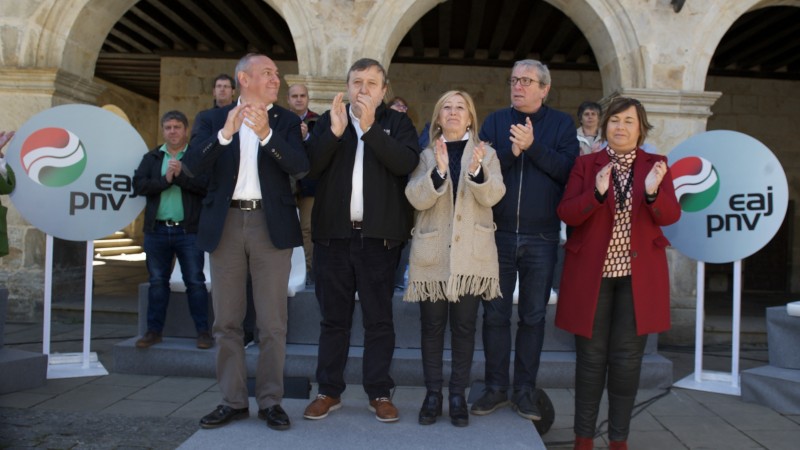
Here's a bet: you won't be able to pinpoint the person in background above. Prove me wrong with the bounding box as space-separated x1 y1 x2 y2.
388 96 409 113
387 95 414 291
302 58 420 424
0 131 16 258
189 53 308 432
212 74 235 108
473 59 579 422
404 90 505 427
132 111 211 350
287 83 319 285
556 97 680 450
576 101 602 155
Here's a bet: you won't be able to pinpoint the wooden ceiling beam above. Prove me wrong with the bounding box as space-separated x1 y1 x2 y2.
488 0 520 60
108 29 152 53
513 3 550 61
241 0 295 55
209 0 271 52
128 5 192 50
176 0 244 52
409 22 425 58
148 0 220 50
463 0 485 59
118 17 167 48
438 1 452 58
540 21 575 62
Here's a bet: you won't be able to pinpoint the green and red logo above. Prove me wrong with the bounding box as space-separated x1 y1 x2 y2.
671 156 720 212
20 127 87 187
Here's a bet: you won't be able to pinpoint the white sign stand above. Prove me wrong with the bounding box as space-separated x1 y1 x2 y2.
673 260 741 396
43 235 108 378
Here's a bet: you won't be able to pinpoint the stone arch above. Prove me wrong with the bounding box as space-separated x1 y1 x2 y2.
686 0 800 88
547 0 643 95
273 0 441 77
21 0 136 78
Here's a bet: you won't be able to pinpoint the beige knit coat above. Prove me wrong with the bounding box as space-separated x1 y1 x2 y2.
404 140 505 302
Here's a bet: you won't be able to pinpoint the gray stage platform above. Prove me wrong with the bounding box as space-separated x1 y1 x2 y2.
742 305 800 414
0 287 47 394
114 284 672 389
177 387 544 450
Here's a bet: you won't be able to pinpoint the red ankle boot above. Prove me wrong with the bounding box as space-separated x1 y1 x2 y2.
609 441 627 450
573 436 593 450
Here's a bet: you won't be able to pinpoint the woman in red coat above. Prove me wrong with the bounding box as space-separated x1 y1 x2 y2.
555 97 680 450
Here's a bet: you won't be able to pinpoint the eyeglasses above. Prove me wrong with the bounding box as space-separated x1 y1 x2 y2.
508 77 541 87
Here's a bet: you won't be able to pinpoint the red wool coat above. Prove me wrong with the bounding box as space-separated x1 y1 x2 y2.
555 148 681 338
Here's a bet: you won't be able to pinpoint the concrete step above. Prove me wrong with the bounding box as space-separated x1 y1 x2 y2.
112 284 673 388
93 238 135 248
95 245 144 257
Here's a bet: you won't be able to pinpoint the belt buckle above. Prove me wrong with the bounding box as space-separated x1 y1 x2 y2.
165 219 179 227
240 200 256 211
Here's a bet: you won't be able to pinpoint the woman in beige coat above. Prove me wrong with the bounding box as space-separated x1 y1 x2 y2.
405 90 505 427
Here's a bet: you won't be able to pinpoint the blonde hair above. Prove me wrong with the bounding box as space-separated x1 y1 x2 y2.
428 90 481 147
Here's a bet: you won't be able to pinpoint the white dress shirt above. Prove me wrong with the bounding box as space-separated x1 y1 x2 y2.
217 100 273 200
349 108 367 221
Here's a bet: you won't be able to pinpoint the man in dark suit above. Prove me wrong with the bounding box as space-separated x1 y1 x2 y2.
187 53 308 431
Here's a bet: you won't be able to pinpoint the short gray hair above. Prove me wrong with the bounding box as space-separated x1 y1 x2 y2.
512 59 551 86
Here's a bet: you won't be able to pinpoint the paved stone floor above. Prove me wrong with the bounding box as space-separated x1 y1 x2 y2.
2 317 799 449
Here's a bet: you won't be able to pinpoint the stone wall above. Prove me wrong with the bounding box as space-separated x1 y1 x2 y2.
159 57 299 133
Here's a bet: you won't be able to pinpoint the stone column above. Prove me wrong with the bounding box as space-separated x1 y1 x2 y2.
0 68 105 321
600 88 722 346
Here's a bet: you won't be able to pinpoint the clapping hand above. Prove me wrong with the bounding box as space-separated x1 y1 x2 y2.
510 117 533 156
468 142 487 175
645 161 667 196
330 93 347 138
595 162 612 196
434 136 449 175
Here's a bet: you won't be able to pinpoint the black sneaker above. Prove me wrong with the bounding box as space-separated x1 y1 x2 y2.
469 389 509 415
511 390 542 420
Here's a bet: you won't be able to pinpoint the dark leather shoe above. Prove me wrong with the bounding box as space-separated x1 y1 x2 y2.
135 331 162 348
418 391 443 425
449 393 469 427
196 332 213 349
258 405 290 431
199 405 249 429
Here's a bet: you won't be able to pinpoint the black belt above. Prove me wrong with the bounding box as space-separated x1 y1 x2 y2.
155 219 181 227
230 199 262 210
351 221 362 229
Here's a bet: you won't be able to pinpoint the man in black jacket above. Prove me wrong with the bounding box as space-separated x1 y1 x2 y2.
132 110 210 350
302 58 420 423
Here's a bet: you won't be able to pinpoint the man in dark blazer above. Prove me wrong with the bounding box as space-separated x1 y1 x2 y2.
187 53 308 432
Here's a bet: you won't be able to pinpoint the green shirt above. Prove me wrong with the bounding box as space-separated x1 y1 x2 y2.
155 144 186 222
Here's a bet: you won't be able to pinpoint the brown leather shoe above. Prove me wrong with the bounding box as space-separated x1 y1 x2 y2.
303 394 341 420
135 331 162 348
196 332 213 349
368 397 399 423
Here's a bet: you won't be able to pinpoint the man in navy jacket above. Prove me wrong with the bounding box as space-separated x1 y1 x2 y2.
187 53 308 432
473 59 579 421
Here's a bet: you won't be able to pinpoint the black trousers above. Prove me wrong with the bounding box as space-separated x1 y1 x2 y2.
313 229 401 399
574 276 648 442
419 294 480 395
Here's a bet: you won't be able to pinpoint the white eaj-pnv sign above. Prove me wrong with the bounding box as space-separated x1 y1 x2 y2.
663 130 787 264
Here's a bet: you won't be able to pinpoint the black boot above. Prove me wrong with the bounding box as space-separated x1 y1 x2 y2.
418 391 443 425
449 393 469 427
